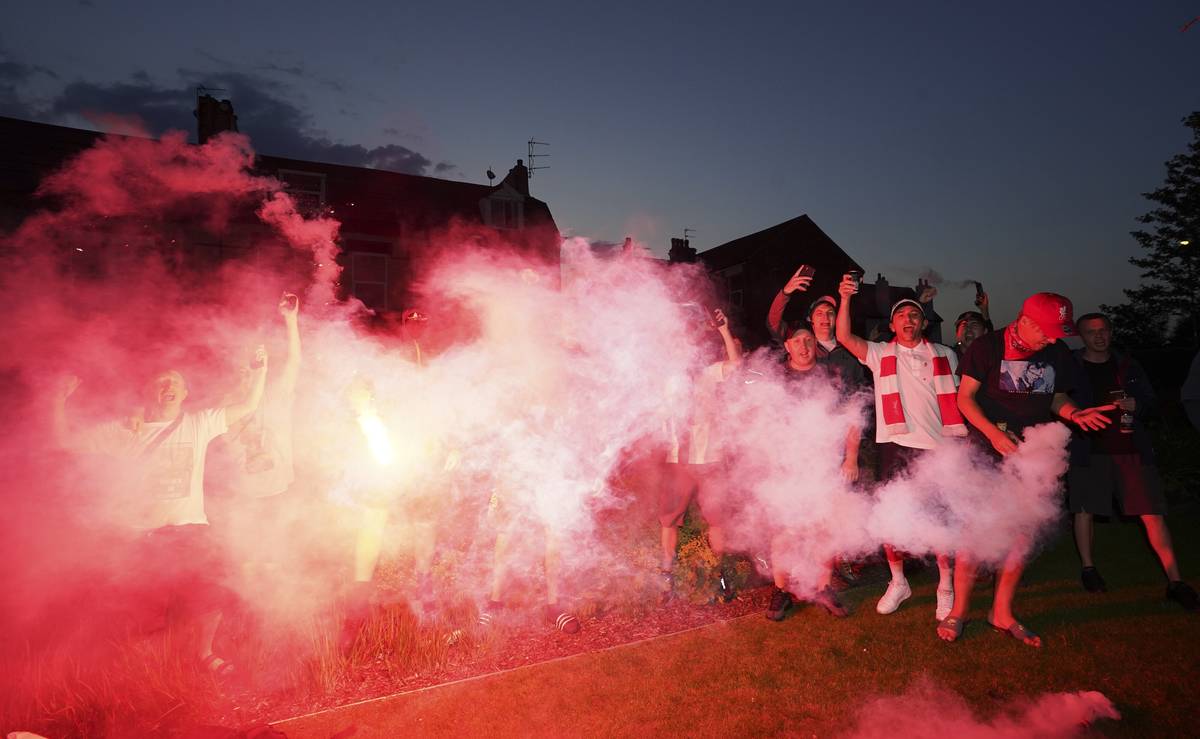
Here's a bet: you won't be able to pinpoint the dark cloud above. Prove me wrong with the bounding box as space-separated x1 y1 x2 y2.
37 68 447 177
0 49 56 118
382 127 400 136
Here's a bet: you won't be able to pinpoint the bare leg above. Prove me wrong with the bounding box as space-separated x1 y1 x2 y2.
1074 512 1095 568
936 553 953 588
1142 515 1181 581
354 506 389 583
989 548 1040 647
411 521 436 578
660 526 678 571
544 526 561 605
490 527 513 602
883 544 905 581
770 533 789 590
196 610 222 660
707 524 726 558
947 552 975 620
817 560 834 590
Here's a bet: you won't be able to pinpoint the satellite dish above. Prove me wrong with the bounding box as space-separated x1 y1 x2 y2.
486 167 496 185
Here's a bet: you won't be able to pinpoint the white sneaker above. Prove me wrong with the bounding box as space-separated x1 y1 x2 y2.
876 578 912 614
935 586 954 621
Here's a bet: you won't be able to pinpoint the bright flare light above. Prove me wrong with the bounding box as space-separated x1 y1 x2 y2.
357 411 395 466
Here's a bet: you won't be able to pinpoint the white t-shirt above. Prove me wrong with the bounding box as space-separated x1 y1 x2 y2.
862 341 959 450
80 408 228 529
206 390 294 499
664 361 729 464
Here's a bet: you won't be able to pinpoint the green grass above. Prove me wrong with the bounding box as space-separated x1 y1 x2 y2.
277 512 1200 738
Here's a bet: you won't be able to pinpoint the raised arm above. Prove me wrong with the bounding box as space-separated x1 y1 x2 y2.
766 267 813 342
278 292 301 397
225 346 268 426
714 309 742 368
835 274 869 362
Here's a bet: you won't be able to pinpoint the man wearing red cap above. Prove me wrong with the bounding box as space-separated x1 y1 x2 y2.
945 292 1115 647
837 275 965 622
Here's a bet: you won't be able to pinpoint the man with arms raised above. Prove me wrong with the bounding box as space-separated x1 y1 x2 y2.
836 274 964 621
946 293 1114 647
767 266 863 387
53 349 268 677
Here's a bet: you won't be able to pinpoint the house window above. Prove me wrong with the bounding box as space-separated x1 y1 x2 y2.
723 267 746 309
351 252 388 311
278 169 326 215
488 197 523 229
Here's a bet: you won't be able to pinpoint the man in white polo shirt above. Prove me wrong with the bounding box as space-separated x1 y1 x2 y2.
836 274 967 621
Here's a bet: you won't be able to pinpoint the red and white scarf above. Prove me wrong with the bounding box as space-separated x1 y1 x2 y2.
877 340 967 437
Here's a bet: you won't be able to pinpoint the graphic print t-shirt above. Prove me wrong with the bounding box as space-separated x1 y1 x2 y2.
79 408 228 529
959 329 1075 435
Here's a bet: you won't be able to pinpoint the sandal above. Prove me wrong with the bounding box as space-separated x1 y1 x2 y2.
544 604 580 634
200 652 235 679
988 619 1042 648
936 616 965 642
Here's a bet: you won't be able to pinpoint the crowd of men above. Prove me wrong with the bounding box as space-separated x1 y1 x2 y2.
46 265 1200 681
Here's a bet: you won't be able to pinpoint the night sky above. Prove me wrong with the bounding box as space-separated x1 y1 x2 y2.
3 2 1198 323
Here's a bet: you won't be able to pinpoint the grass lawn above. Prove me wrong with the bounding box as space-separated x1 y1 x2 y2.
277 511 1200 738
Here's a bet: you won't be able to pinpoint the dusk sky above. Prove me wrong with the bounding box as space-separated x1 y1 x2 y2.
3 2 1198 323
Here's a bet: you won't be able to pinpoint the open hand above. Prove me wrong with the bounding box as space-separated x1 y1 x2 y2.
1072 405 1116 431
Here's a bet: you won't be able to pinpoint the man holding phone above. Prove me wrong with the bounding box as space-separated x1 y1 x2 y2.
836 273 965 622
767 265 863 388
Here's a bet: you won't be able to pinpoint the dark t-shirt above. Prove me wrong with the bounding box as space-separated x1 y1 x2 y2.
783 362 843 399
1079 356 1136 455
817 343 865 389
959 329 1076 435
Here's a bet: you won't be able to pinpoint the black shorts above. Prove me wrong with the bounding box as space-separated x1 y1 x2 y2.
1068 454 1167 516
124 524 235 620
876 442 929 483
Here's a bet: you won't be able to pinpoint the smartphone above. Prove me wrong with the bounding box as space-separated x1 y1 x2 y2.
974 281 984 299
797 264 816 279
847 269 864 286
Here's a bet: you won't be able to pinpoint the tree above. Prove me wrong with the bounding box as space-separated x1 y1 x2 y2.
1104 112 1200 352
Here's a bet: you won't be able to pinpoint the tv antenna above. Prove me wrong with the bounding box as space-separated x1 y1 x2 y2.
196 86 228 98
683 227 697 242
527 139 550 178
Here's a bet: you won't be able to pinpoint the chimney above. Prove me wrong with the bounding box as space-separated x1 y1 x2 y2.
500 159 529 196
194 94 238 144
668 238 697 263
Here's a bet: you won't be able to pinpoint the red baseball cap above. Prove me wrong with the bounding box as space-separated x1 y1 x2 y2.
1019 293 1076 339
